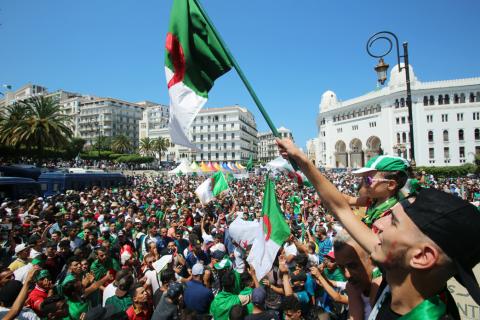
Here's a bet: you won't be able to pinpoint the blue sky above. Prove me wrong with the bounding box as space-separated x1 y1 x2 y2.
1 0 479 149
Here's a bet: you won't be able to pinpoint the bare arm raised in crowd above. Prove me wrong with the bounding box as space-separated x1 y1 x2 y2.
3 267 38 320
310 266 348 305
276 138 377 255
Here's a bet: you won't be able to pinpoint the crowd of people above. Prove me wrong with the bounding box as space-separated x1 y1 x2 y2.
0 141 479 320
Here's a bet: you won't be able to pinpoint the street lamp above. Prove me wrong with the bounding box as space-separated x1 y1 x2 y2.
366 31 415 164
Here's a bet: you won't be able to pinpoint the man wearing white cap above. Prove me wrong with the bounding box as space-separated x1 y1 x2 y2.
8 244 30 272
184 263 213 316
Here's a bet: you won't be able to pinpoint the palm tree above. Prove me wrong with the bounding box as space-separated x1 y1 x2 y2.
65 137 86 159
153 137 169 162
94 136 112 151
0 102 30 147
6 96 73 159
111 135 132 154
139 137 154 156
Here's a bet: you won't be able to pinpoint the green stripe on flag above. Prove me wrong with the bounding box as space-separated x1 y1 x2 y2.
166 0 232 98
262 177 290 246
212 171 229 196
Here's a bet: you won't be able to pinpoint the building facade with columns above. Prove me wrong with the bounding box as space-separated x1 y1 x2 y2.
317 65 480 168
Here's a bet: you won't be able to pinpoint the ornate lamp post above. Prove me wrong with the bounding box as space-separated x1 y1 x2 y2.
366 31 415 164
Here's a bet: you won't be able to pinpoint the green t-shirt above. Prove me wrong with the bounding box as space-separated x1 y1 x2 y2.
90 258 120 280
323 267 346 282
105 294 133 313
64 299 89 320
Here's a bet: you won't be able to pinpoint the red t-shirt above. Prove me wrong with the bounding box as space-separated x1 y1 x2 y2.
27 285 48 314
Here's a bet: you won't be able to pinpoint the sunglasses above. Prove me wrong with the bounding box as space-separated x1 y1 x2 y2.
362 176 393 187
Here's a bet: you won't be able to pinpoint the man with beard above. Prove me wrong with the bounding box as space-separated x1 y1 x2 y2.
277 138 479 319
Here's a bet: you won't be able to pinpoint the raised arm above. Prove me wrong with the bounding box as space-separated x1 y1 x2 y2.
276 138 377 255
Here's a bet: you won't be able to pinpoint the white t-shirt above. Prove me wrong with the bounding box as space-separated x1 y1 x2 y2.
233 247 245 273
0 306 39 320
144 269 160 294
14 263 33 284
102 282 117 306
283 243 298 257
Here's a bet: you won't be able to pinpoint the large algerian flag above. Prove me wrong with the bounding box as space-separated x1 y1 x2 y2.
246 177 290 280
165 0 232 148
195 171 229 204
266 156 313 187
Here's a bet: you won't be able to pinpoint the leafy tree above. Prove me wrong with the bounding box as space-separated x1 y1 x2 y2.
65 137 86 159
1 96 73 160
153 137 169 162
139 137 155 156
94 136 112 151
111 134 132 154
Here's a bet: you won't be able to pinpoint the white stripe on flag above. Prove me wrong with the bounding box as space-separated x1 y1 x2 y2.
166 67 206 149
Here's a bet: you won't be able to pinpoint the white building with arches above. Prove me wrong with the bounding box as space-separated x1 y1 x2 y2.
317 65 480 168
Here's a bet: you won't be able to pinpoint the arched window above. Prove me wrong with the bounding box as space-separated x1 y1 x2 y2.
443 130 449 142
445 94 450 104
475 128 480 140
429 96 435 105
397 133 401 143
458 129 464 141
423 96 428 106
428 131 434 142
460 93 466 103
438 95 444 105
477 92 480 102
454 94 459 104
395 99 399 108
470 92 475 102
402 132 407 142
400 98 405 107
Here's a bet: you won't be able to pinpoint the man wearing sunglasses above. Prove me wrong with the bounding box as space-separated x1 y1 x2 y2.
276 138 479 319
344 155 411 227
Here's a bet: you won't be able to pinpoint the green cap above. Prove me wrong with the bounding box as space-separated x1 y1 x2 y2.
36 270 51 281
31 255 46 266
352 155 410 175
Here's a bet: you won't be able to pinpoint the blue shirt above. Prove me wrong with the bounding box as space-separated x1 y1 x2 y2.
184 279 214 314
317 237 333 263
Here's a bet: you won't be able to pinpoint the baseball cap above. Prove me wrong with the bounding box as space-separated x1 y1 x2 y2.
14 243 29 254
36 270 51 281
166 282 183 299
211 250 226 261
324 250 335 261
352 155 410 175
252 287 266 306
401 188 480 305
192 263 205 276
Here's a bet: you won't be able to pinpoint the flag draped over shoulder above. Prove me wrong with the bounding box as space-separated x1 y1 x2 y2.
165 0 232 148
195 171 229 204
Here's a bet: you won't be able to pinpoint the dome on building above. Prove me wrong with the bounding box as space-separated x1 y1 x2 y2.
319 90 338 112
388 63 418 87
